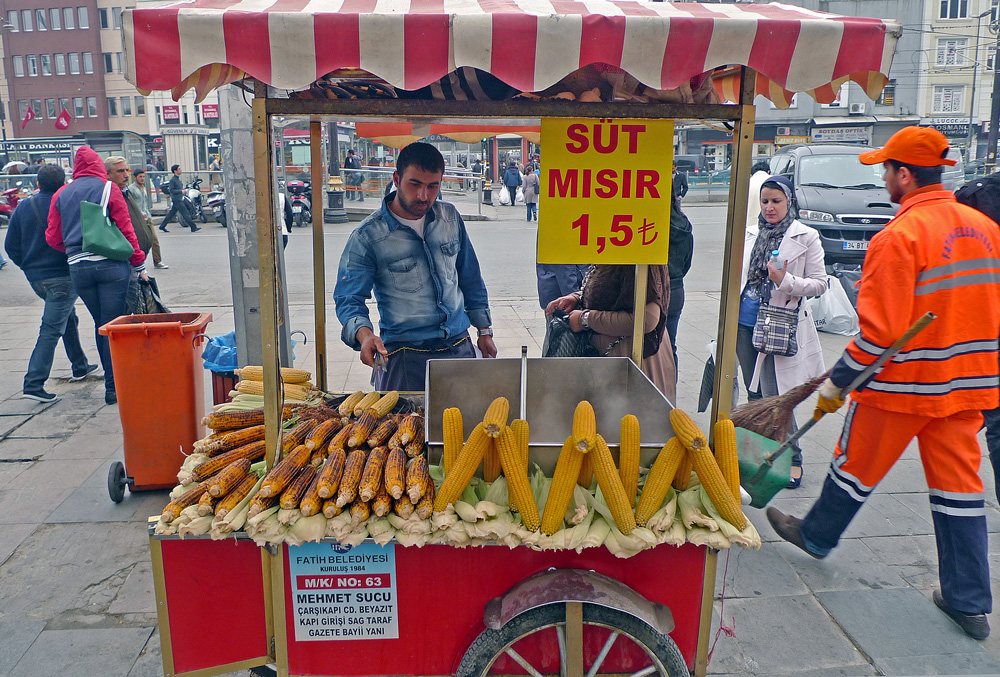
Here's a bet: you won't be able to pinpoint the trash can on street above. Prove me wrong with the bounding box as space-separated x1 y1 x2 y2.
100 312 213 502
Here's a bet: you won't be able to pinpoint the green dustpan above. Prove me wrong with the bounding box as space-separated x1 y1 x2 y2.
736 427 791 508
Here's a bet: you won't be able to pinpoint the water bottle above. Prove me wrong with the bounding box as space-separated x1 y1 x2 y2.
770 250 784 270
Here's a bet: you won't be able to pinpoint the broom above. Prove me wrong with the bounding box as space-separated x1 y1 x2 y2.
730 374 828 442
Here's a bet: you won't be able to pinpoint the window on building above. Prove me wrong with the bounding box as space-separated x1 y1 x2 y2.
936 38 968 66
12 56 24 78
6 11 18 32
876 79 896 105
933 85 964 113
78 7 88 29
26 55 37 77
17 100 27 121
21 9 32 31
183 106 189 124
989 46 997 71
73 97 84 118
82 52 93 74
45 98 57 119
63 7 74 29
107 97 117 116
50 8 60 30
68 53 80 75
940 0 968 18
30 99 42 117
40 54 51 76
121 96 131 116
86 97 97 117
135 96 145 115
98 8 109 28
103 53 113 74
55 53 66 75
993 0 999 23
35 9 46 30
59 97 69 115
115 52 122 73
112 7 122 29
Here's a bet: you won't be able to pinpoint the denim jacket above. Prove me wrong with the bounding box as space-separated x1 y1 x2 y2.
334 195 492 350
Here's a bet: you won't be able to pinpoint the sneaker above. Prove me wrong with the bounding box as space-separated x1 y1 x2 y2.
933 589 990 640
105 390 118 405
191 226 201 232
22 389 60 403
766 507 826 559
154 262 169 269
69 364 100 382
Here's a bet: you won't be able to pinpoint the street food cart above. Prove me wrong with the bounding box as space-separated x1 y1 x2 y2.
124 2 899 675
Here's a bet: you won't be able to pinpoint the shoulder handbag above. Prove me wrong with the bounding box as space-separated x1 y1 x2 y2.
542 309 599 357
752 282 801 357
81 182 133 261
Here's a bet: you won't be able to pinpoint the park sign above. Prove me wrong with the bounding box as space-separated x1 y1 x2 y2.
538 118 673 265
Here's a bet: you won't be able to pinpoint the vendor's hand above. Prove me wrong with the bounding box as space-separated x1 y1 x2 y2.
478 334 498 358
358 330 388 368
546 294 580 316
813 377 846 420
139 271 149 282
568 310 585 332
767 260 787 285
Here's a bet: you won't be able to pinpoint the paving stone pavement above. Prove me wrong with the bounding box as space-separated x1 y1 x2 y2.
4 211 1000 676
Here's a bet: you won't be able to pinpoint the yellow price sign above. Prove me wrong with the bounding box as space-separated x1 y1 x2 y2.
537 118 674 265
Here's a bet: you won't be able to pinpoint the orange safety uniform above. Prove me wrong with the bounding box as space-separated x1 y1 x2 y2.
801 184 1000 616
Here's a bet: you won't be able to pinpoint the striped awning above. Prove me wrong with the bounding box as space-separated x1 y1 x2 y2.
123 0 900 107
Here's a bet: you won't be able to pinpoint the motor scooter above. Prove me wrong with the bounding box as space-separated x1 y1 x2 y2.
206 187 226 227
286 180 312 227
0 182 23 225
184 177 208 223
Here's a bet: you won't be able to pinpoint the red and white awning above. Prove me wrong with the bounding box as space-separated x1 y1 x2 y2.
124 0 900 106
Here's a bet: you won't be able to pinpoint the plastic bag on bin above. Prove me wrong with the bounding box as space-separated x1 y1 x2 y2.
812 276 859 336
830 263 862 309
202 332 239 373
125 275 170 315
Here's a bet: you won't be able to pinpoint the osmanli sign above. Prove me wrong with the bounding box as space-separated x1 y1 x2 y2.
538 118 673 265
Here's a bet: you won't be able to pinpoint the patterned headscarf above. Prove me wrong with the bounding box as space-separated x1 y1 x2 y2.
747 178 796 289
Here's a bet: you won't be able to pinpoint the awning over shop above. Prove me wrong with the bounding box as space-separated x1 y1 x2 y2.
123 0 900 108
355 122 540 148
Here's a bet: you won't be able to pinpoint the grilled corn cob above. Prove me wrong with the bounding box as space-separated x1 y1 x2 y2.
348 408 380 448
367 417 398 449
338 391 366 416
714 417 741 502
433 422 488 511
635 438 686 526
309 448 328 468
350 499 371 527
191 440 266 483
335 449 367 507
316 447 347 499
236 366 312 384
406 456 431 503
359 446 389 502
372 481 393 517
541 437 585 535
198 490 218 516
235 380 313 400
592 435 636 534
202 405 294 432
387 428 404 450
198 424 265 457
282 420 317 453
497 425 539 531
305 418 342 451
393 494 415 519
353 392 380 418
416 479 435 519
442 407 464 475
371 391 399 417
322 498 343 519
572 400 597 453
483 397 510 437
329 422 354 452
398 414 422 446
258 444 311 498
298 472 324 517
384 447 407 499
215 473 259 518
247 491 279 519
162 479 212 523
280 465 317 510
208 457 252 497
619 415 641 507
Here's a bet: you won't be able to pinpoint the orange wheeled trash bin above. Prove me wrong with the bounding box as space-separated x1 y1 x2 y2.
99 312 213 502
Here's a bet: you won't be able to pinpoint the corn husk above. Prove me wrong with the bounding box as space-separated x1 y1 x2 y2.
178 514 214 538
278 508 302 526
177 454 211 485
367 518 395 546
678 487 718 531
285 513 328 546
699 487 761 550
686 526 732 549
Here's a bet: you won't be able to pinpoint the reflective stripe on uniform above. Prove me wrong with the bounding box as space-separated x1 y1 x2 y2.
915 272 1000 295
827 450 876 503
865 375 999 395
893 339 999 362
929 488 986 518
916 258 1000 282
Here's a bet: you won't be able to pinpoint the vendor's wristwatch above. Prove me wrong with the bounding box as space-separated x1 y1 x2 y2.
477 327 494 337
580 311 591 330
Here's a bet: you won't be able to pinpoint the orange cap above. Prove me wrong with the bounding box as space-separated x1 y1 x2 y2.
858 126 956 167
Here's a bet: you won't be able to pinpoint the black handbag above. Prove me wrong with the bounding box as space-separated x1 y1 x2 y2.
752 284 801 357
542 309 599 358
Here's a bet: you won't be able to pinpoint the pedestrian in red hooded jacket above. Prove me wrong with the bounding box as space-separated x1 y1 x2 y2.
45 146 146 405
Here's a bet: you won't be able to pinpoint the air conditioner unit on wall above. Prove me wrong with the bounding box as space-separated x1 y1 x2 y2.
776 126 792 136
849 103 865 114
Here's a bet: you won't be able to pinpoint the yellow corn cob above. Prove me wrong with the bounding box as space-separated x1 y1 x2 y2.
299 470 324 517
541 437 586 535
592 435 637 534
367 417 398 449
442 407 464 476
350 499 371 527
198 490 218 516
247 491 279 519
259 444 311 498
199 424 266 457
372 481 393 517
236 366 312 384
619 415 641 508
483 437 502 482
216 473 259 518
202 405 294 432
404 424 425 459
280 465 317 510
714 417 741 502
329 422 354 453
235 380 313 400
316 447 347 499
577 452 593 488
689 440 749 530
353 392 381 418
387 428 404 450
483 397 510 438
394 494 415 519
673 453 694 491
371 391 399 417
305 418 343 451
191 440 266 483
398 414 422 445
511 419 530 470
208 457 252 497
282 420 317 453
433 422 489 511
670 408 708 452
572 401 597 453
416 479 435 519
336 449 367 507
338 391 366 416
496 426 540 531
348 409 380 448
384 447 407 499
161 479 212 523
309 448 327 468
406 456 431 503
359 446 389 502
322 498 343 519
635 438 686 526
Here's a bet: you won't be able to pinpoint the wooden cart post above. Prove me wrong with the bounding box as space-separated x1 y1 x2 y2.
310 120 328 392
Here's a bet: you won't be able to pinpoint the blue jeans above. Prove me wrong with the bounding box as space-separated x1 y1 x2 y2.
526 203 537 221
666 279 684 370
69 259 130 392
24 278 90 392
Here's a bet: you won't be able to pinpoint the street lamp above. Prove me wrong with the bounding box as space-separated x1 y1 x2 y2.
966 10 993 161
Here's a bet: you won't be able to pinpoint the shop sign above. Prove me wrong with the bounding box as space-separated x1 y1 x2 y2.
810 126 871 143
160 126 210 136
922 118 969 137
288 542 399 642
538 118 673 264
201 104 219 119
776 135 809 145
162 105 180 121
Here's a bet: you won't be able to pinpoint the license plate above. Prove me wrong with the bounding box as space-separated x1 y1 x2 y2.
292 205 302 213
213 207 222 214
843 241 869 251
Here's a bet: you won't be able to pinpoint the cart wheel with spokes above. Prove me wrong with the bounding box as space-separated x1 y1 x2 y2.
108 461 127 503
456 602 687 677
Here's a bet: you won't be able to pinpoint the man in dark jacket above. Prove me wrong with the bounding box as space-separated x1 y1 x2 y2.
5 164 98 402
344 150 365 202
502 162 522 205
672 162 688 200
159 164 199 232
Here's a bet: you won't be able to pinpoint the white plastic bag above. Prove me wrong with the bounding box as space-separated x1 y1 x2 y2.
498 187 511 205
811 275 859 336
516 186 524 204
